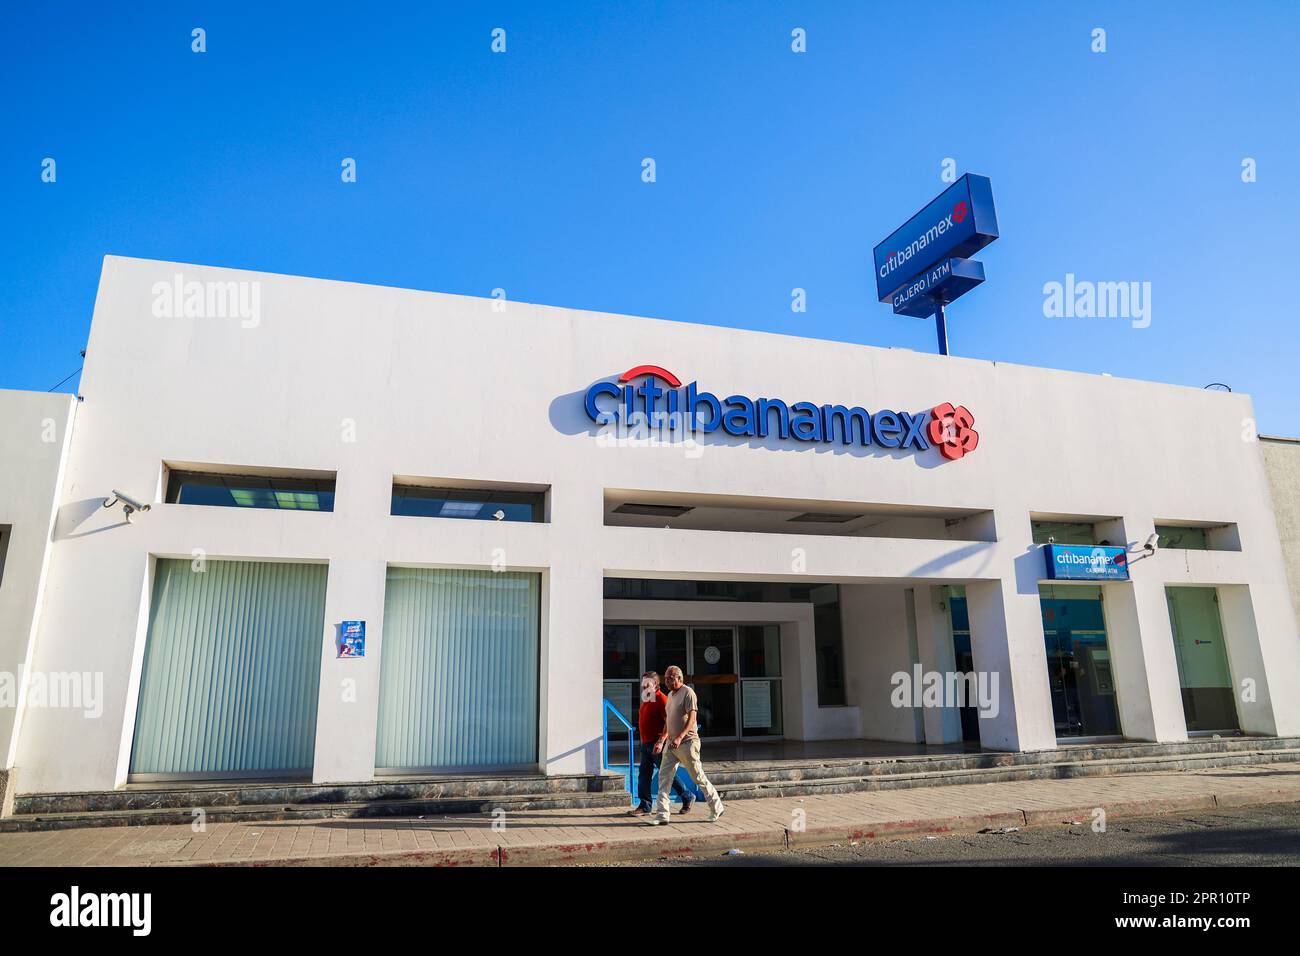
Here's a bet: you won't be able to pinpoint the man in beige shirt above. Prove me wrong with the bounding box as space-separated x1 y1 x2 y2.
645 665 725 825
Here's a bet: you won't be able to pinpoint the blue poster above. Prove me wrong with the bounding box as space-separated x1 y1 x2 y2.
338 620 366 658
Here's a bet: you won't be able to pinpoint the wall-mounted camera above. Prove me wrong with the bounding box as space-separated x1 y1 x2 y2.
102 489 152 523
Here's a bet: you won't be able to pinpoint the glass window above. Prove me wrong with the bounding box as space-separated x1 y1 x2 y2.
130 559 327 778
603 624 640 680
1156 525 1209 551
644 627 688 679
738 625 781 677
739 625 783 737
814 602 846 706
391 485 544 522
944 586 980 742
167 471 335 511
375 568 539 771
1031 521 1095 545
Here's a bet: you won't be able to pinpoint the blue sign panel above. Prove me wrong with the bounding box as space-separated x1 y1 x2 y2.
892 257 986 318
873 174 999 303
1042 544 1131 582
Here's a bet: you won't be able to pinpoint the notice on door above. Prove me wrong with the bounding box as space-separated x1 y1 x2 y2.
742 680 772 729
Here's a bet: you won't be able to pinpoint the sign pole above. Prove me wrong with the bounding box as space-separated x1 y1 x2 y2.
934 302 949 356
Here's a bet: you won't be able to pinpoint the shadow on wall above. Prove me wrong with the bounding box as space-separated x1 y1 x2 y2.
906 541 999 580
54 498 129 541
546 735 606 775
549 377 953 469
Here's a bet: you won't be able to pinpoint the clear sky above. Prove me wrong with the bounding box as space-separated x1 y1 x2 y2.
3 2 1297 432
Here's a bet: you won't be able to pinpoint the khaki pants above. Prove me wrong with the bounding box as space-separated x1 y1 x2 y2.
652 737 723 822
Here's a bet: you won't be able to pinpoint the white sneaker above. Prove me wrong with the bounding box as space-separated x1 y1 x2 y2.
643 816 670 826
709 804 725 823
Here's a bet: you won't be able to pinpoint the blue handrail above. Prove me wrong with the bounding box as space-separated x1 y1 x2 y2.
602 698 636 802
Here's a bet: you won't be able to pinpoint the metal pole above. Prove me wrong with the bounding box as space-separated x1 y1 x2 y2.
934 302 949 356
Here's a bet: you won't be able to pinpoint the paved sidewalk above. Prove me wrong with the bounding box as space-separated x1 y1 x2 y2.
2 761 1299 867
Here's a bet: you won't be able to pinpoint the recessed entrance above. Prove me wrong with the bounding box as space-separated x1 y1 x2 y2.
602 623 783 740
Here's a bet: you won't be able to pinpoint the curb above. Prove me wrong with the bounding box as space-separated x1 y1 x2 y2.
789 810 1025 848
145 784 1300 868
1020 794 1217 826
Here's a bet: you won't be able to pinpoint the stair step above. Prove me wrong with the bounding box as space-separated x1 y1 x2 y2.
714 747 1300 799
706 739 1300 786
15 771 627 817
0 789 631 833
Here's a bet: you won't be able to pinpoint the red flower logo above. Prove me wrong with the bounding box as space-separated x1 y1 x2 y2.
928 403 979 461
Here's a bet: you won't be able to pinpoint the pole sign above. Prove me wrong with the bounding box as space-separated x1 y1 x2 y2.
873 173 999 311
891 257 987 318
1042 544 1131 582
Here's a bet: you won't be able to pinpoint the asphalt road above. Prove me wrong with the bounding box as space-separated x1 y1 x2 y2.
595 801 1300 866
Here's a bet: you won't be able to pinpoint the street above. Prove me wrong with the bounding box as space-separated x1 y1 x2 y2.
596 802 1300 866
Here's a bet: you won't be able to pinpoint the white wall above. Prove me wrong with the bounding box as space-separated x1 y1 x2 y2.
7 255 1300 794
841 584 923 743
1262 437 1300 623
0 391 76 778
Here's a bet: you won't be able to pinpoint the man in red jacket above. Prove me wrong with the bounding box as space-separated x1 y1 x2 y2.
628 671 693 815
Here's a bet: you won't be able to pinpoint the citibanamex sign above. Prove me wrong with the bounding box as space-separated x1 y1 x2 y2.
584 365 979 462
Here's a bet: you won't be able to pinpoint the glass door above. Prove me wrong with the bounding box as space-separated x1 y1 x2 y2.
737 624 783 737
689 626 737 738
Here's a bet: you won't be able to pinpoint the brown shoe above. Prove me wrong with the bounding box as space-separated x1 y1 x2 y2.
627 806 649 816
677 800 694 815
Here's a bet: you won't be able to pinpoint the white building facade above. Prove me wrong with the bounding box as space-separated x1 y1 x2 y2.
2 255 1298 799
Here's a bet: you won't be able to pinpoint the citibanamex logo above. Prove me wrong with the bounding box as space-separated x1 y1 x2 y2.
952 200 968 223
928 403 979 460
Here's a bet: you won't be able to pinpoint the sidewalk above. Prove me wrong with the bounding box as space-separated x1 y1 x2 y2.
3 761 1299 867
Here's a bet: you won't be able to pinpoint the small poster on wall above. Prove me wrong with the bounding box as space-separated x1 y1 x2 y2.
338 620 366 658
742 680 772 729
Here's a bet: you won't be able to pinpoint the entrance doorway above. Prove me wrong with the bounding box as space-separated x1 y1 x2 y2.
602 623 783 739
1166 587 1239 733
1039 585 1121 739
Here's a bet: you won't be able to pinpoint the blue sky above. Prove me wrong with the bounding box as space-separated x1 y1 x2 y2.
3 2 1297 432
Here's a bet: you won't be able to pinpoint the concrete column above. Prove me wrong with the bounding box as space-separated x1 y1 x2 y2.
1218 584 1300 736
541 482 605 775
1101 577 1188 742
312 454 392 784
1090 514 1186 742
913 585 963 745
311 556 388 784
965 553 1056 751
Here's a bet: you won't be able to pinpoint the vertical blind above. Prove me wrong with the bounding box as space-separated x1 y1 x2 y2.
130 558 327 777
375 568 540 771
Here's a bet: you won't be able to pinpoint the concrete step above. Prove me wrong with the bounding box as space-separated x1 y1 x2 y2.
706 736 1300 787
0 788 632 833
14 770 626 817
713 746 1300 800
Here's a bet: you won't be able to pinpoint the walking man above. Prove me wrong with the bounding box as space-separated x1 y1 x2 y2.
646 665 725 825
628 671 693 816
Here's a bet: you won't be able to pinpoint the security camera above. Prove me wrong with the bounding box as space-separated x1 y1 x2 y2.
1143 532 1160 555
103 489 152 523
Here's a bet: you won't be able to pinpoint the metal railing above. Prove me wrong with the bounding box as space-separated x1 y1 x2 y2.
601 699 636 802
